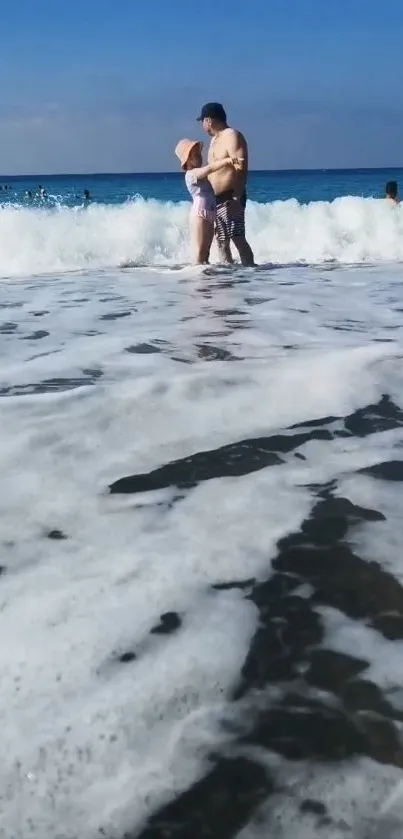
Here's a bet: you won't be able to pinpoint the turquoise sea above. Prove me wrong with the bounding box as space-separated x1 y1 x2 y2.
1 166 402 206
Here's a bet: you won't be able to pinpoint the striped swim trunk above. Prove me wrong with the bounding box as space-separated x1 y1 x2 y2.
215 190 246 243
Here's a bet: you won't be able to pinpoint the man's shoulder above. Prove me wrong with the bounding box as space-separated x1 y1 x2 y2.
223 126 247 146
226 126 245 138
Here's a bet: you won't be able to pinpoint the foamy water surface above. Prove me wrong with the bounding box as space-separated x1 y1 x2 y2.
1 196 403 276
1 240 403 838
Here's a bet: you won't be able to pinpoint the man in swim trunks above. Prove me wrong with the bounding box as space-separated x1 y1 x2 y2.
197 102 255 266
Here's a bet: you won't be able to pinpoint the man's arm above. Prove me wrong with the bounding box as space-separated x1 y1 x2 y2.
225 130 248 197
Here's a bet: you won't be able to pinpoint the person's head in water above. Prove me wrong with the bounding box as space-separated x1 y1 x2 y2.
83 189 91 200
197 102 228 137
385 181 398 202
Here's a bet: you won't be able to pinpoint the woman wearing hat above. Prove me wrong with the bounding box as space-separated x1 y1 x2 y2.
175 138 240 264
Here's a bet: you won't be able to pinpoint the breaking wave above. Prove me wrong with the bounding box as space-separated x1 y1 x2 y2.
1 195 403 277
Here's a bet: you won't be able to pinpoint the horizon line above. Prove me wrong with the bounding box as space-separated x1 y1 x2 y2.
0 166 402 179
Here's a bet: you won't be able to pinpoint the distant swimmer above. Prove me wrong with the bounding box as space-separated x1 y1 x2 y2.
25 190 33 200
38 184 47 199
83 189 91 202
385 180 399 204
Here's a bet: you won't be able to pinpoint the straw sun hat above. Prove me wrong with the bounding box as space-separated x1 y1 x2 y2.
175 138 203 170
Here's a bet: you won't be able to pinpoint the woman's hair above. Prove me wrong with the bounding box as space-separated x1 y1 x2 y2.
184 148 201 170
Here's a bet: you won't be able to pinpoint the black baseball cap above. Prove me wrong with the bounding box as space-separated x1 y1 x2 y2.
197 102 227 122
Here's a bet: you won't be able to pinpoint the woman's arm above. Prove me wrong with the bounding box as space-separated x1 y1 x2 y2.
191 157 234 181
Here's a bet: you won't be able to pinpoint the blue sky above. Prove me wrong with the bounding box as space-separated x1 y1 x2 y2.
0 0 402 173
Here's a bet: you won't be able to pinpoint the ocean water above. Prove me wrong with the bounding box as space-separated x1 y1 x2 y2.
1 170 403 839
2 167 402 206
0 168 403 276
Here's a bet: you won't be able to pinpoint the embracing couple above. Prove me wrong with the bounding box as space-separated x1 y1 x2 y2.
175 103 255 267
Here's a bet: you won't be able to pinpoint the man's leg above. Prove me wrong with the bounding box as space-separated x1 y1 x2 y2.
230 198 255 266
215 204 233 263
232 236 255 266
217 238 233 264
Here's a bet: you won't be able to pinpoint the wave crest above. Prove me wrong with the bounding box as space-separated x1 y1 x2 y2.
0 195 402 277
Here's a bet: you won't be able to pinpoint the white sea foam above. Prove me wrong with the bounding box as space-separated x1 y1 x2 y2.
1 196 403 277
0 264 403 837
238 758 403 839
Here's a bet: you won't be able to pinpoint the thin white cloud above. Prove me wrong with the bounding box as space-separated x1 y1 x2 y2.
0 85 401 174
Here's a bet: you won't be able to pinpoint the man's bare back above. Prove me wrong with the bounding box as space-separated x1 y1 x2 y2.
207 128 248 197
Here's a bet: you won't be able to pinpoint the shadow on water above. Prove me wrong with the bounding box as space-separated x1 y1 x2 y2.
22 330 49 340
0 321 18 334
110 395 403 839
109 396 403 496
0 368 103 396
195 344 239 362
125 343 164 355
